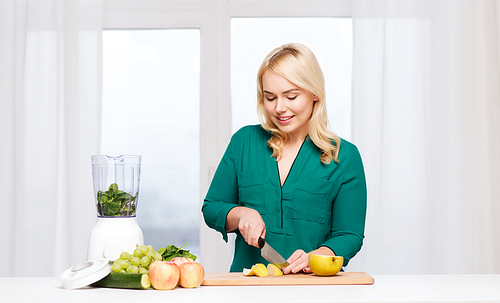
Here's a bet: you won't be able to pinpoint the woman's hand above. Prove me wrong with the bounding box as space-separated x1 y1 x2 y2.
226 206 266 247
282 246 335 275
282 249 310 274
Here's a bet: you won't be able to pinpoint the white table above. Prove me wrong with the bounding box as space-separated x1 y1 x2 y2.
2 274 500 302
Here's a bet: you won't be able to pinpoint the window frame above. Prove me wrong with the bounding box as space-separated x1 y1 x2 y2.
103 0 352 273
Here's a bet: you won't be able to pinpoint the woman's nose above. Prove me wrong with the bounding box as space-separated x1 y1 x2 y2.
276 98 287 113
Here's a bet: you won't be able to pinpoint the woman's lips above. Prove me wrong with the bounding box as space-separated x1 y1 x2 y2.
276 115 294 124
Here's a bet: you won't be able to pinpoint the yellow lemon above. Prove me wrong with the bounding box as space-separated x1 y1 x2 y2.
308 254 343 276
251 263 268 277
266 264 284 276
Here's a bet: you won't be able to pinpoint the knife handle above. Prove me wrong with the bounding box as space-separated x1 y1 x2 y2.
258 237 265 249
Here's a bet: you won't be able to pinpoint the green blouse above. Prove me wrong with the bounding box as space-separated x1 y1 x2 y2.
202 125 367 272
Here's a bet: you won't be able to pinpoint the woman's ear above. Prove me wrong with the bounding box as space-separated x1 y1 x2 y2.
313 94 319 102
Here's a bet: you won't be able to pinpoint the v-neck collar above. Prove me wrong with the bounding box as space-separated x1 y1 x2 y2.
276 137 308 188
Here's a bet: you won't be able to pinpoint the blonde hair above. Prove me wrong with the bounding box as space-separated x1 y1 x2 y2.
256 43 340 164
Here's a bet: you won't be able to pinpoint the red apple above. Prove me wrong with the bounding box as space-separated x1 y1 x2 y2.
178 262 205 288
170 257 193 267
148 261 180 290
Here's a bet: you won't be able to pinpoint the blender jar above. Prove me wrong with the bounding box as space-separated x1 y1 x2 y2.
92 155 141 217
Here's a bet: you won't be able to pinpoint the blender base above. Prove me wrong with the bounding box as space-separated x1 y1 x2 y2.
87 217 144 261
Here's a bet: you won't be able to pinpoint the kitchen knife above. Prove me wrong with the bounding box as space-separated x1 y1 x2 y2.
258 237 290 268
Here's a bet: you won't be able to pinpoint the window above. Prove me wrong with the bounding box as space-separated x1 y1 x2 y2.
101 29 201 257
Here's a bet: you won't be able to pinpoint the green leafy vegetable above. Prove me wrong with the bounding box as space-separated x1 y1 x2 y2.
97 183 137 217
158 243 197 261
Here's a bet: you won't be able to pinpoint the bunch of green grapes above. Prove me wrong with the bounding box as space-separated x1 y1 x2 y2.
111 244 163 273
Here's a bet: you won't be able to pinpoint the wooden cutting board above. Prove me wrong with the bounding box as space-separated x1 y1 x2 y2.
202 272 374 286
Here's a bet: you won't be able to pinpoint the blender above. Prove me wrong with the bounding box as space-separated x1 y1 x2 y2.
87 155 144 261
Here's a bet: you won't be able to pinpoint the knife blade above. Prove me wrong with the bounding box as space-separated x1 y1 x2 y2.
258 237 290 268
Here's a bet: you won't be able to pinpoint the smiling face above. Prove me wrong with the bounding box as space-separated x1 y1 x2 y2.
262 69 318 140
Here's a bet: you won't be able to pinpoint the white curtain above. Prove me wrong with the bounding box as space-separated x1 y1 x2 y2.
350 0 500 274
0 0 102 276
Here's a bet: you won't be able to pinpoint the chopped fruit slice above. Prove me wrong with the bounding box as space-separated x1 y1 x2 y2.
251 263 268 277
243 268 254 276
266 264 283 276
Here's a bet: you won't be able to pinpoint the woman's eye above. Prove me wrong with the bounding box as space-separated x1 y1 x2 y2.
287 96 297 100
266 96 276 101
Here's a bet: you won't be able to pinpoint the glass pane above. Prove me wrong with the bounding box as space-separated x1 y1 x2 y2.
102 29 201 258
231 18 353 140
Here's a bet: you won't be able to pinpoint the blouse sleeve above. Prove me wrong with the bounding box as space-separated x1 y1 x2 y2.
321 143 367 265
201 130 241 242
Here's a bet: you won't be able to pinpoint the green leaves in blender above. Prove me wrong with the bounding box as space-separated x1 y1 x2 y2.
97 183 137 216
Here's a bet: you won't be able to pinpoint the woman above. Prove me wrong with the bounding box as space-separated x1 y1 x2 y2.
202 43 367 274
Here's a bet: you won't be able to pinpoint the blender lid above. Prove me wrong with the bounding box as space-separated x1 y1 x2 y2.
58 258 111 290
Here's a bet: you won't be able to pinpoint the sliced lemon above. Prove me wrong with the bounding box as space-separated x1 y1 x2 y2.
243 268 255 276
266 264 283 276
251 263 268 277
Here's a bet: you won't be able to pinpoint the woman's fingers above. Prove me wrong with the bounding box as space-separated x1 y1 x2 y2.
243 224 265 247
282 249 309 274
237 208 266 247
250 227 266 247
